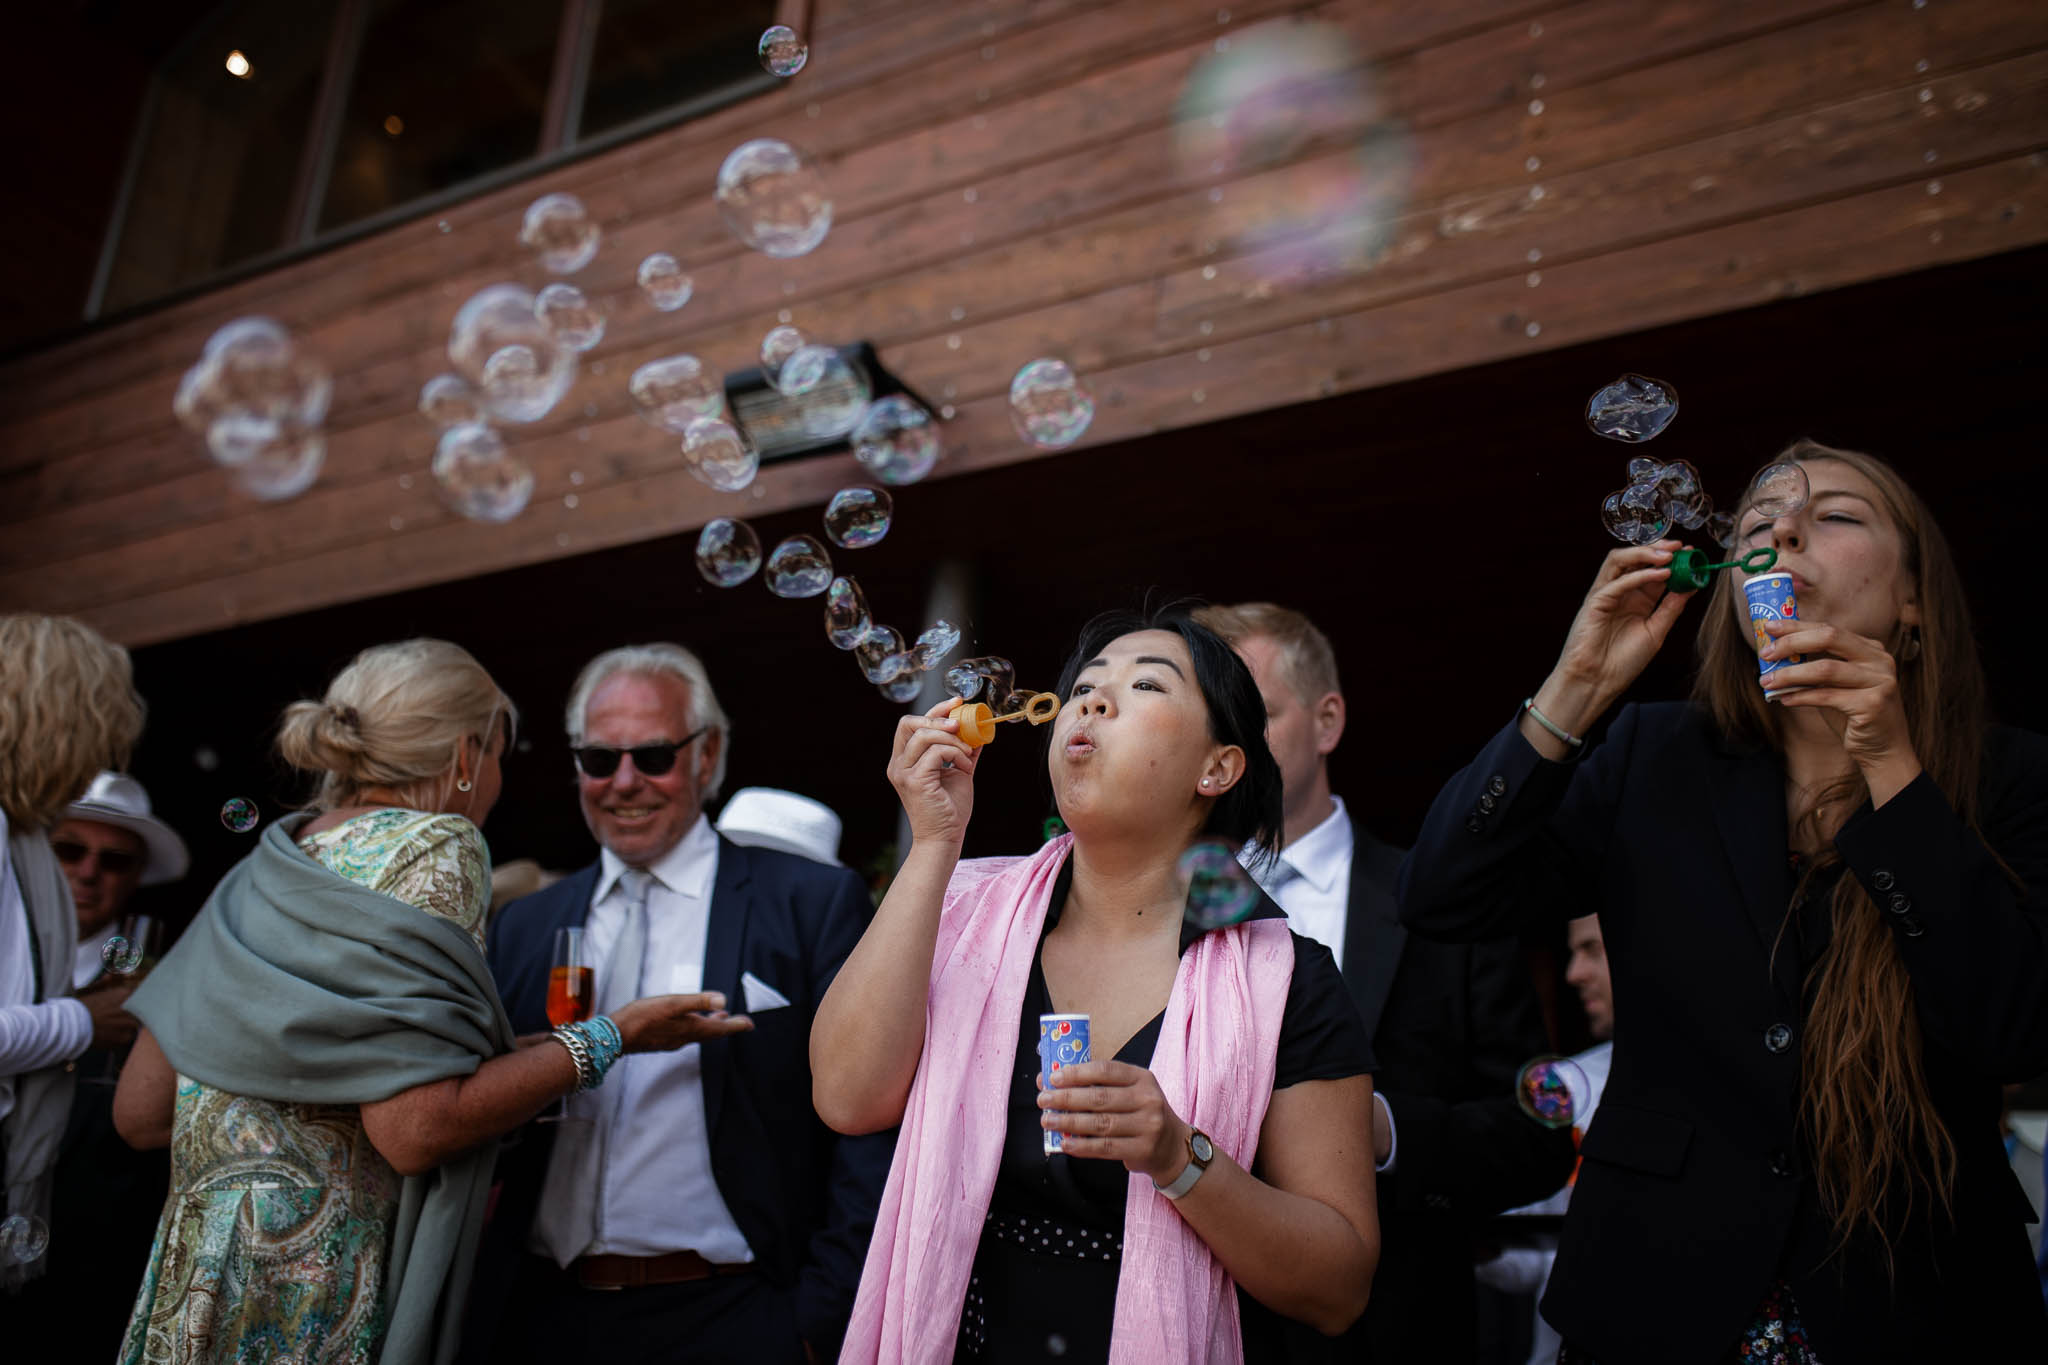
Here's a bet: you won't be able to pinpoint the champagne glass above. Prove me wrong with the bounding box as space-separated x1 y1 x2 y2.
539 926 593 1122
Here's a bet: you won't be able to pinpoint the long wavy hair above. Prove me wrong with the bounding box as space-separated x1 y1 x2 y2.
0 614 147 830
1692 439 1988 1262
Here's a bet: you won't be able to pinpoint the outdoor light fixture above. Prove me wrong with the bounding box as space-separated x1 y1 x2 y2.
225 50 252 78
725 341 933 463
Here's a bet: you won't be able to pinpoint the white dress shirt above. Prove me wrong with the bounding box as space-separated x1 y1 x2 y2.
532 815 755 1264
1242 797 1397 1170
1 811 92 1124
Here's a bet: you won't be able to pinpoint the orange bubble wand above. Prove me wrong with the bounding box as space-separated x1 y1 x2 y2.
953 692 1061 748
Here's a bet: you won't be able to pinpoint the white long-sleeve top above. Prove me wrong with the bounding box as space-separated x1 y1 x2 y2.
1 810 92 1124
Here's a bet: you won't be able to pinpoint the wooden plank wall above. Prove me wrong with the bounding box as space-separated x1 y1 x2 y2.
2 0 2044 646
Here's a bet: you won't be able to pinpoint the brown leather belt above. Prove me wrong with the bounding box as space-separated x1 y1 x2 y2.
572 1249 751 1290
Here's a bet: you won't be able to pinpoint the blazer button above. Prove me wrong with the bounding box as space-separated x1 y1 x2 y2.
1871 869 1895 892
1488 775 1507 797
1768 1150 1795 1178
1466 816 1485 834
1764 1023 1793 1054
1886 892 1912 916
1478 793 1497 813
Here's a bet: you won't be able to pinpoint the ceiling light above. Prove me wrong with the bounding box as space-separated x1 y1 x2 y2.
225 50 251 78
383 114 404 136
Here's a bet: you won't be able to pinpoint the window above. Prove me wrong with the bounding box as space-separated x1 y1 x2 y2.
94 0 784 318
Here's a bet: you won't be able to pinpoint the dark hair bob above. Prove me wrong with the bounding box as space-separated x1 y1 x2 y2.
1052 603 1284 868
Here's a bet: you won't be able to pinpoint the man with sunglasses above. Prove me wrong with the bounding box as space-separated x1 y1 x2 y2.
467 644 894 1365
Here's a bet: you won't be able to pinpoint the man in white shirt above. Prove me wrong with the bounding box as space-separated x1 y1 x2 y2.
1196 602 1576 1363
467 644 892 1365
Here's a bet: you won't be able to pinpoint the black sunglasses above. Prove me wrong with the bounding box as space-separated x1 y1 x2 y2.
52 841 144 875
572 727 710 779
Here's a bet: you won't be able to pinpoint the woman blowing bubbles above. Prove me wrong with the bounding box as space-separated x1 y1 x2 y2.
815 608 1379 1363
1397 441 2048 1362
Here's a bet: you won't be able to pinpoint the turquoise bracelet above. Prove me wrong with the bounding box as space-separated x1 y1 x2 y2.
552 1016 625 1092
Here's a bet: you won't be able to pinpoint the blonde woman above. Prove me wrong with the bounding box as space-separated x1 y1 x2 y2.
114 640 749 1365
0 614 147 1290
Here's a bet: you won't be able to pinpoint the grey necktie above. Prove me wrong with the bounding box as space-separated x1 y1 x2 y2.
598 869 653 1016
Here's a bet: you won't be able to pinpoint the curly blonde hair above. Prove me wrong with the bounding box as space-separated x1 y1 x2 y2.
0 614 147 829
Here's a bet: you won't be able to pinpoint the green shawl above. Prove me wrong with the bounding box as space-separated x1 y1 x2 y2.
128 814 517 1365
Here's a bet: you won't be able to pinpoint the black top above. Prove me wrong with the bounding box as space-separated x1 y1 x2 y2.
956 856 1375 1363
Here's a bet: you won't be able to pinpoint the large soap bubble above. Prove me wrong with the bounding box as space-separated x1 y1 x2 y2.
760 325 809 389
778 342 836 398
823 576 872 649
535 283 605 352
520 193 600 273
716 138 832 258
630 354 724 432
1179 840 1262 931
909 620 961 671
448 284 577 423
1748 462 1811 520
852 396 940 486
696 518 762 587
433 423 534 522
1009 359 1096 450
0 1213 49 1267
637 253 694 312
856 626 910 684
823 486 892 548
765 535 834 598
419 373 482 428
682 417 759 492
759 25 808 77
1515 1055 1589 1129
878 675 923 703
1585 374 1679 443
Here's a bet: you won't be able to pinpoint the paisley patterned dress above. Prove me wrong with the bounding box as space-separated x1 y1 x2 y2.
119 810 489 1365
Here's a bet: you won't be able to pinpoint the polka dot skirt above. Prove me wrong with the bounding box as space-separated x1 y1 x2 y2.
955 1210 1123 1359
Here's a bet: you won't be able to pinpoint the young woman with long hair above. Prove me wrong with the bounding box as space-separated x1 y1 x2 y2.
1396 441 2048 1362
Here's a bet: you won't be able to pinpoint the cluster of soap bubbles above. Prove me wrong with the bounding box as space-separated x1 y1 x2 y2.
1173 19 1413 285
1515 1055 1589 1129
945 656 1017 707
0 1214 49 1270
173 317 332 502
220 797 259 833
1586 373 1679 443
1602 457 1722 547
1009 359 1096 450
1179 840 1263 931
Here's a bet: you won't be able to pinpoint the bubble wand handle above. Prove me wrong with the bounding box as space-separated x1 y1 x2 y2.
955 693 1061 748
1667 546 1777 591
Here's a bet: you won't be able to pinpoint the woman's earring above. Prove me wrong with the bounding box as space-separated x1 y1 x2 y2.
1200 777 1212 789
456 778 474 792
1899 628 1922 662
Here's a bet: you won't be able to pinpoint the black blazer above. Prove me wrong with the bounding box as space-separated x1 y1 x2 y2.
462 836 895 1359
1396 702 2048 1363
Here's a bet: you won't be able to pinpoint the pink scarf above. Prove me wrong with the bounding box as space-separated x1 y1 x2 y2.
841 836 1295 1364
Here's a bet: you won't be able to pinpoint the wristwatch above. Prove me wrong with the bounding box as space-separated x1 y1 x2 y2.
1153 1128 1214 1200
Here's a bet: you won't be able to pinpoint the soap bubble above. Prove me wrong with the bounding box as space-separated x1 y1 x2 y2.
682 417 759 492
1046 1336 1068 1359
0 1214 49 1266
791 351 871 440
910 620 961 671
1179 840 1262 931
856 626 910 684
1707 510 1737 548
823 486 891 549
535 283 605 351
1515 1055 1588 1129
852 396 940 486
630 354 724 432
1000 688 1038 714
637 253 694 312
1585 374 1680 443
101 935 143 976
1748 462 1810 520
1627 456 1660 482
433 423 534 522
765 534 834 597
696 518 762 587
230 431 326 502
1009 359 1096 449
778 342 836 397
759 25 808 77
715 138 832 258
760 325 809 388
946 656 1015 703
823 576 872 649
222 1098 284 1156
1173 20 1413 284
220 798 259 833
448 284 577 423
174 317 331 477
419 373 482 428
878 675 923 703
1651 460 1708 528
1601 457 1724 548
520 193 600 273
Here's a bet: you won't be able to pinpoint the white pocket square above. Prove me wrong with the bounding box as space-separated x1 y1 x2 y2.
741 971 791 1012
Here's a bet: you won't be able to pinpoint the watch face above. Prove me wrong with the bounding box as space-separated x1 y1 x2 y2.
1190 1132 1214 1163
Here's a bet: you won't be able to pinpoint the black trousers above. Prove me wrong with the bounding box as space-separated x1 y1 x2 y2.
489 1254 812 1365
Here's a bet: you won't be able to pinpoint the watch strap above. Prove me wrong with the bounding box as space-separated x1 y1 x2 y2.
1153 1129 1212 1200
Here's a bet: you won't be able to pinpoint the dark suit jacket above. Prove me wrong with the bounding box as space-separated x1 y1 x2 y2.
1397 703 2048 1363
462 836 895 1360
